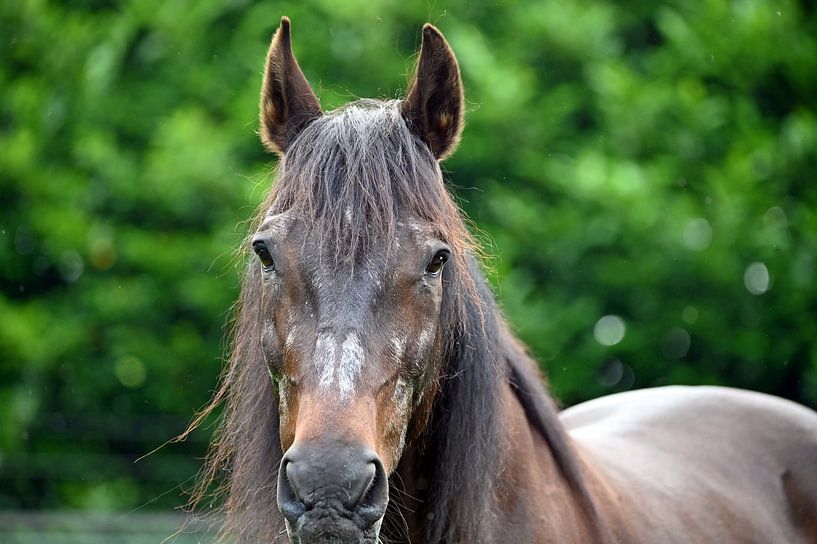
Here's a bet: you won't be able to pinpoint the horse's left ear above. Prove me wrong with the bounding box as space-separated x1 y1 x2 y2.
259 17 322 156
401 24 464 161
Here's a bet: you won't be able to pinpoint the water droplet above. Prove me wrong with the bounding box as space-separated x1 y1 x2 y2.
594 315 626 346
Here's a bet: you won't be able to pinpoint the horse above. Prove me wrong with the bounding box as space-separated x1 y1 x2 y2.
188 17 817 543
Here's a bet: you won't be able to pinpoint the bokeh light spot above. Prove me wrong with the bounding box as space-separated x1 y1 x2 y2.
598 358 623 387
89 237 117 270
763 206 787 228
115 356 146 388
661 328 691 359
682 306 699 324
15 226 36 255
744 262 770 295
682 218 712 251
59 251 84 283
594 315 626 346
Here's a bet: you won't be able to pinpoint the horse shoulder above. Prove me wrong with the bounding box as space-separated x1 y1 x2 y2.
561 386 817 543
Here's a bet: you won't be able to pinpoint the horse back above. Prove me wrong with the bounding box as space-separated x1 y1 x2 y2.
562 386 817 544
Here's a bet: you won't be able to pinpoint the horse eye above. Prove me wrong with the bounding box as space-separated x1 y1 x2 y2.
425 249 450 277
252 240 275 270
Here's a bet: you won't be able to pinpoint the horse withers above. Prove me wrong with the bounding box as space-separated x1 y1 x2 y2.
188 17 817 544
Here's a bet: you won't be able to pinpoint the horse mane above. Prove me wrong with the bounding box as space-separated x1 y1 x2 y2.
186 99 610 543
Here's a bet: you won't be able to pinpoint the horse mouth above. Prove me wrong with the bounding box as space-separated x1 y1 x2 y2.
284 506 384 544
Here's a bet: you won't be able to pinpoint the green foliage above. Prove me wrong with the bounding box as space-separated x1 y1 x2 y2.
1 0 816 511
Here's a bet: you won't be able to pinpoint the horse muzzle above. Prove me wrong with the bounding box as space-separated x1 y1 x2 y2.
278 442 389 543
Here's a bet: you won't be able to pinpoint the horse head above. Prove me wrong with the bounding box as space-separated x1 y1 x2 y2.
251 17 468 543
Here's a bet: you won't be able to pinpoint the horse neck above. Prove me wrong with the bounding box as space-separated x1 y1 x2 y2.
501 338 616 543
385 309 613 543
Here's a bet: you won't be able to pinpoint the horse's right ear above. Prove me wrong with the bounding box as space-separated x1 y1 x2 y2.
259 17 322 156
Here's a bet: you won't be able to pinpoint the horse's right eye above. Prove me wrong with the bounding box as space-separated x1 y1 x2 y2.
252 240 275 270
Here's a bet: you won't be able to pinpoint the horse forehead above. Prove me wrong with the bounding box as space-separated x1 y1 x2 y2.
259 210 296 234
303 219 435 305
397 218 435 238
309 254 387 300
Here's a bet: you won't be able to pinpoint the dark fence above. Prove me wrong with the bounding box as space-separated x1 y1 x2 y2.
0 511 218 543
0 412 211 511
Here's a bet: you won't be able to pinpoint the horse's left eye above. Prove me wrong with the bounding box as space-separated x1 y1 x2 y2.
252 240 275 270
425 249 450 277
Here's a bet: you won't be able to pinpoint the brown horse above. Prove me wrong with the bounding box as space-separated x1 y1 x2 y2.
189 17 817 544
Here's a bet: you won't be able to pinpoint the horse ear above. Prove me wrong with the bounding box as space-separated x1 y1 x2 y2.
259 17 322 155
401 24 465 161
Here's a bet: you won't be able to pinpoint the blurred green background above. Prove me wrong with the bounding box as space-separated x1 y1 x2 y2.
2 0 816 539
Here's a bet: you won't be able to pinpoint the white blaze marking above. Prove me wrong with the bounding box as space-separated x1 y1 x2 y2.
315 333 338 390
314 331 364 399
338 332 364 398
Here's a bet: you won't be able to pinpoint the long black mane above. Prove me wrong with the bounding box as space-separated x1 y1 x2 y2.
188 99 610 542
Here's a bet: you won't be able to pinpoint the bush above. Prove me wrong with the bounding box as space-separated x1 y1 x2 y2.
1 0 815 510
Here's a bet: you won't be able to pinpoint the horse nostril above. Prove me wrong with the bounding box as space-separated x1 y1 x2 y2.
355 456 389 523
277 458 306 523
344 460 376 510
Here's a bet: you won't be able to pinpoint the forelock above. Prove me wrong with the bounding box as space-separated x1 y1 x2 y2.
264 99 466 267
